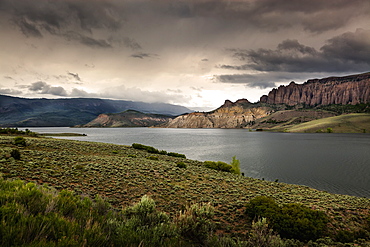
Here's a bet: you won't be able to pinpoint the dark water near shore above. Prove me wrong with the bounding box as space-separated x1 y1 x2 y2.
24 127 370 198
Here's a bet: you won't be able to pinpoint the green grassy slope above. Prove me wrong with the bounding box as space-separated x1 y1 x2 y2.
285 113 370 133
252 109 337 131
0 136 369 241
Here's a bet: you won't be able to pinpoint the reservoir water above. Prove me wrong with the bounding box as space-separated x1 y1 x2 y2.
24 127 370 198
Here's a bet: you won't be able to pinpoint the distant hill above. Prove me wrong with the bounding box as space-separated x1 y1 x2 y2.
0 95 191 127
80 110 174 127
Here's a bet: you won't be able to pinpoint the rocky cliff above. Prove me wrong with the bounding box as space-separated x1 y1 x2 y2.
81 110 174 127
165 99 272 128
260 72 370 106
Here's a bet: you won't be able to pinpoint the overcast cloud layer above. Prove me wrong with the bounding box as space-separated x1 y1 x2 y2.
1 0 370 109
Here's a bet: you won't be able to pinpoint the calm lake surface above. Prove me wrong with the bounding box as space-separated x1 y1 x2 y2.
24 127 370 198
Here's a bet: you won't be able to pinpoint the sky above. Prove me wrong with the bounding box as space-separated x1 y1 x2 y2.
1 0 370 110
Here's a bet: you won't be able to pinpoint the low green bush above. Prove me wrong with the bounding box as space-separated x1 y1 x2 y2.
245 196 279 221
245 196 329 242
147 156 159 161
74 164 84 170
204 157 241 175
132 143 186 159
131 143 146 150
132 143 159 154
334 229 370 243
10 149 21 160
277 203 328 242
168 152 186 159
176 162 187 169
204 161 233 173
13 136 26 146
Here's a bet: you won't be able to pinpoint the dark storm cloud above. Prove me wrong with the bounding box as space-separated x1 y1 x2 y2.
160 0 370 33
53 72 82 84
0 88 23 95
123 38 142 50
28 81 67 96
215 74 277 89
3 0 369 41
222 29 370 74
29 81 47 91
321 29 370 63
1 0 124 47
4 76 15 80
67 72 81 82
130 52 158 59
2 0 123 31
16 17 43 38
2 0 369 54
64 32 112 48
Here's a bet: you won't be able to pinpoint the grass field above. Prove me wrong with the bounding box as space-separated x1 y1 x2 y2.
286 113 370 133
0 135 369 244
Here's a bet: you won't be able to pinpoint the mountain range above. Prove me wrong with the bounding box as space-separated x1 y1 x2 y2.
0 95 191 127
1 72 370 130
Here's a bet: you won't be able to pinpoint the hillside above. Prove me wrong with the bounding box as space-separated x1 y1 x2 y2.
283 113 370 133
250 110 337 130
80 110 174 127
0 135 369 245
166 99 272 128
0 95 191 127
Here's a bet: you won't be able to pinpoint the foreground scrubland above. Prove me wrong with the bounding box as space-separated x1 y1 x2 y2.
0 134 369 246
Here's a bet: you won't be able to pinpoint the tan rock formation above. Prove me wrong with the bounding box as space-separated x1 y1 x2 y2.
166 100 271 128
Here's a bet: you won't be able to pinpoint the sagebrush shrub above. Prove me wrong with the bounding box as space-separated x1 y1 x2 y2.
10 149 21 160
14 136 26 146
176 162 187 169
175 202 215 245
147 156 159 160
